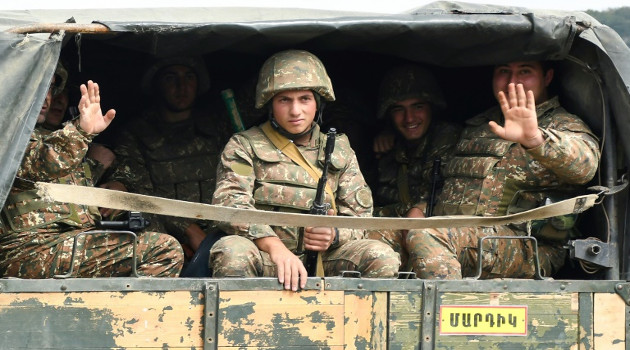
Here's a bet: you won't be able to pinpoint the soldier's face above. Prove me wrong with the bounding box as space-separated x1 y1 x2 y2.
156 65 198 112
38 76 55 123
271 90 317 134
44 90 68 128
492 61 553 104
389 97 432 141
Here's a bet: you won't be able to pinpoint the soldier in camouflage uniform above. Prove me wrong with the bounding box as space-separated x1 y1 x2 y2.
210 49 400 291
0 65 183 278
41 64 117 185
367 65 461 269
408 61 601 279
103 57 230 270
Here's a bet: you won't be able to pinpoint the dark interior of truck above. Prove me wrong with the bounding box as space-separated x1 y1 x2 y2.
52 17 624 280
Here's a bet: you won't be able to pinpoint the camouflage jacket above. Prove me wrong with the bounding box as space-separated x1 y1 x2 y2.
109 108 229 236
374 122 461 217
436 96 600 216
212 123 373 251
1 123 100 238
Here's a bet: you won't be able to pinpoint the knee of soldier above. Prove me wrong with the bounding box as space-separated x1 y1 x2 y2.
209 236 257 274
406 228 448 256
360 240 401 278
149 232 185 261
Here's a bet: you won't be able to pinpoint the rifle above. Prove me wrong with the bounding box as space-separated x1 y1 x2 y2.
303 128 337 276
426 158 441 217
97 211 150 231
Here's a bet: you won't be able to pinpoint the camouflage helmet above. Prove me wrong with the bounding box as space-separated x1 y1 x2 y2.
52 61 68 96
255 49 335 109
377 64 446 119
141 56 210 95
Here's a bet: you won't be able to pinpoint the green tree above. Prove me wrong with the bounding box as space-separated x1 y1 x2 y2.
587 7 630 47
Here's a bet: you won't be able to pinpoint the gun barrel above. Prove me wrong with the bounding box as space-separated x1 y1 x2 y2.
426 158 441 217
304 128 337 276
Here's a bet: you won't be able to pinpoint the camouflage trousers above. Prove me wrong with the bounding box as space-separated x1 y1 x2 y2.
367 229 410 270
210 235 400 278
406 225 566 279
0 227 184 278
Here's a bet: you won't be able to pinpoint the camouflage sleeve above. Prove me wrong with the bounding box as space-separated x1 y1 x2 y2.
84 157 105 184
16 122 93 181
212 134 277 240
333 136 373 244
527 127 600 185
109 129 154 195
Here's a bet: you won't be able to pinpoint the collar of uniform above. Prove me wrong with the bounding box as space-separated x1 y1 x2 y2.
303 123 322 149
394 131 430 164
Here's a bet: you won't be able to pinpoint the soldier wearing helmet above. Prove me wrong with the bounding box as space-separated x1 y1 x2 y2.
40 62 116 186
210 49 400 290
102 56 230 275
366 64 461 269
0 63 184 278
408 61 600 279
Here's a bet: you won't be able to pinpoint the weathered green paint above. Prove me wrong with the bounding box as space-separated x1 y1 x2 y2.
389 291 423 350
435 293 579 349
0 297 119 349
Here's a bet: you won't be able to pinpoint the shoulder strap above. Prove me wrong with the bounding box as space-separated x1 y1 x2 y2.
261 121 337 213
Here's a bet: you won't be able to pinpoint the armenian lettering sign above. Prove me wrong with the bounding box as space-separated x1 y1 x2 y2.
439 305 527 336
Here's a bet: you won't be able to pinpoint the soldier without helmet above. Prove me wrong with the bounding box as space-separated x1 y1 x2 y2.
408 61 600 279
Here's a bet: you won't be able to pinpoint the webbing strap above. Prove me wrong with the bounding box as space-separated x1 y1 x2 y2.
261 122 333 277
260 122 337 213
396 163 411 206
36 182 598 231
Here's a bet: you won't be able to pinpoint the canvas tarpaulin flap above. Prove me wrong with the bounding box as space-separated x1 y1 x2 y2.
0 32 61 206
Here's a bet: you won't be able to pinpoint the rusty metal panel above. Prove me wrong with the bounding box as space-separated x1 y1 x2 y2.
435 292 579 349
0 291 204 349
388 291 422 350
344 291 387 350
217 290 344 348
594 293 625 349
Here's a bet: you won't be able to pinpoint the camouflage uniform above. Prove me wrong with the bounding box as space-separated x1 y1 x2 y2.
367 64 461 269
373 122 461 218
210 123 400 277
407 97 600 279
0 123 183 278
108 108 229 242
369 122 460 267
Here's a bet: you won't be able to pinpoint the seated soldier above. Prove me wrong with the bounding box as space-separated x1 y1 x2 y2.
209 49 400 291
42 63 116 185
0 63 183 278
367 65 461 269
102 56 230 275
407 61 600 279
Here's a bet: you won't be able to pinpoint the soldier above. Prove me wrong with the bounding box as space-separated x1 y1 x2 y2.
407 61 601 279
210 49 400 290
41 64 116 185
367 65 461 269
102 56 230 275
0 64 183 278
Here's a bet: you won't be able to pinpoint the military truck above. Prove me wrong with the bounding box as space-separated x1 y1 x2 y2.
1 2 629 349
